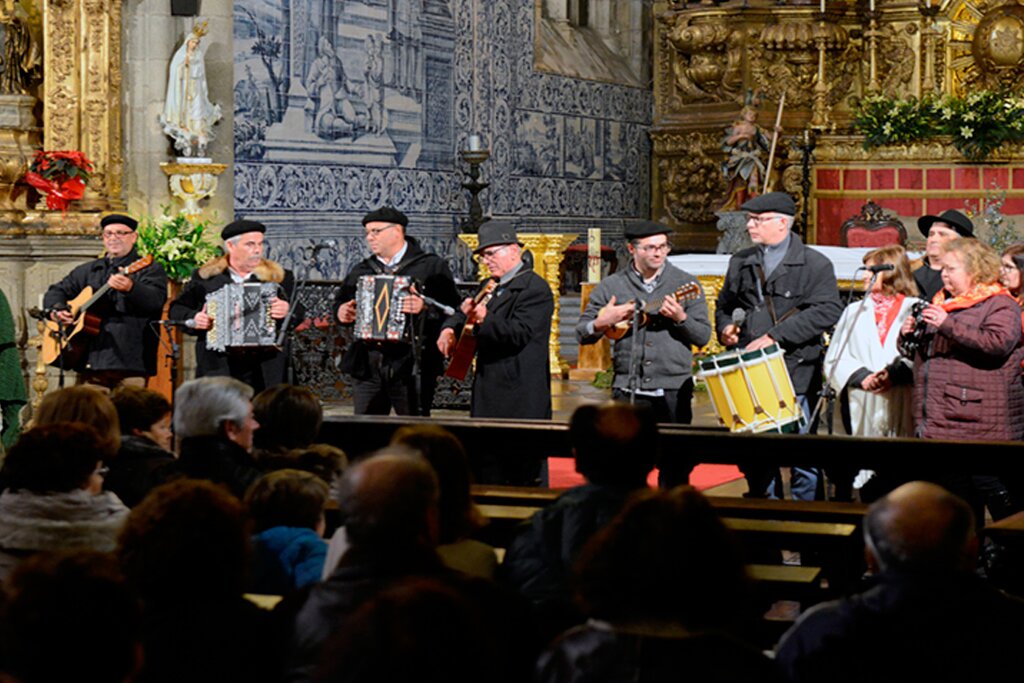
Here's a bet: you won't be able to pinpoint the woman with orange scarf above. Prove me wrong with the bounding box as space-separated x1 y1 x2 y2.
899 238 1024 517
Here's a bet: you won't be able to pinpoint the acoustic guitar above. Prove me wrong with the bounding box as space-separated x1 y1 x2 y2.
40 255 154 368
602 281 702 341
444 279 498 381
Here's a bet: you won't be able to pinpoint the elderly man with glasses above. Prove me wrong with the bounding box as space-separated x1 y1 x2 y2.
335 206 459 416
439 221 554 416
576 220 710 425
715 192 842 500
44 213 168 388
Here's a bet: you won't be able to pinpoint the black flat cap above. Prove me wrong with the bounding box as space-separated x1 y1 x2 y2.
362 206 408 228
100 213 138 231
221 219 266 240
740 192 797 216
917 209 974 238
624 220 672 240
474 220 522 253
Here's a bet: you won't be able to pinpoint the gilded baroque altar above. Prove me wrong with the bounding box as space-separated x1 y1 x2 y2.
653 0 1024 250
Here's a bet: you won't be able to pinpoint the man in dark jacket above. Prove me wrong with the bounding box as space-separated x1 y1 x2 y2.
716 192 842 500
169 219 295 392
160 376 262 499
501 402 658 641
44 213 167 387
335 207 459 415
777 481 1024 683
438 221 554 420
913 209 974 302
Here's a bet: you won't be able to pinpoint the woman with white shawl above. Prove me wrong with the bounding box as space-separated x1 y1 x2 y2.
823 246 920 498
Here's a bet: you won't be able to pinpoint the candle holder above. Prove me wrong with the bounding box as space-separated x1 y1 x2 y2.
864 9 882 94
918 2 941 94
792 128 817 238
459 148 490 234
810 12 831 130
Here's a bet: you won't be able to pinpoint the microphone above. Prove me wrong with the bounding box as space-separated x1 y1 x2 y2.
731 308 746 330
160 319 196 328
864 264 895 273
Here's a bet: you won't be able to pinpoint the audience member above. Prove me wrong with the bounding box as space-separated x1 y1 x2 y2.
30 385 121 454
162 376 262 498
106 386 175 506
117 479 280 683
0 551 141 683
246 469 329 594
501 401 658 639
276 443 347 492
322 426 496 580
0 424 128 580
776 481 1024 682
1000 242 1024 307
538 486 778 683
286 451 444 682
252 384 322 463
314 578 514 683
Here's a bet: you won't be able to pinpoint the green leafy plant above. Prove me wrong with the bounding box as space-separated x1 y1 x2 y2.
853 95 934 149
852 90 1024 161
136 211 220 283
965 184 1020 254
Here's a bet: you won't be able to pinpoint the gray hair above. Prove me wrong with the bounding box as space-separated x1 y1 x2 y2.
173 377 254 439
223 235 240 250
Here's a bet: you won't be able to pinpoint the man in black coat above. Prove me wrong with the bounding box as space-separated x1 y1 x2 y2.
913 209 974 302
438 221 553 420
715 192 842 500
335 206 460 415
44 213 167 387
169 219 295 392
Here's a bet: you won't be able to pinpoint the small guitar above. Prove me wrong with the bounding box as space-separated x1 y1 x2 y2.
444 279 498 381
41 255 154 368
602 281 702 341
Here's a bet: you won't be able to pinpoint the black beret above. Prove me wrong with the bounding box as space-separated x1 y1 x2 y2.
100 213 138 231
474 220 522 253
221 219 266 240
917 209 974 238
623 220 672 240
362 206 408 228
739 192 797 216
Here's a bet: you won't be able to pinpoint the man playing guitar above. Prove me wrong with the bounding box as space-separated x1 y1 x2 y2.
43 214 168 389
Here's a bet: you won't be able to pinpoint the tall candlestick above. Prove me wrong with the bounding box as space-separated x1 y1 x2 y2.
467 134 482 152
587 228 601 283
820 0 825 13
869 0 874 11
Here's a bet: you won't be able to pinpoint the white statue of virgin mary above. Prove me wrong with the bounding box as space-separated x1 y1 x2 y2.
161 21 222 158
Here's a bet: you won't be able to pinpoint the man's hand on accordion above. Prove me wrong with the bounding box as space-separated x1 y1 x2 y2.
401 293 425 314
337 300 356 324
270 296 290 320
193 304 212 331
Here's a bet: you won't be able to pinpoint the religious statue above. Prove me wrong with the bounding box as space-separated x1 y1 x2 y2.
719 93 773 211
0 1 40 95
161 21 222 158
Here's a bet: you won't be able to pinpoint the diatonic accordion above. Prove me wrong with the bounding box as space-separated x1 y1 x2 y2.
205 282 278 352
353 274 410 342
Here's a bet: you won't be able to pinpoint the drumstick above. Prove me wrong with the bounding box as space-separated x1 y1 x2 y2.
762 92 786 195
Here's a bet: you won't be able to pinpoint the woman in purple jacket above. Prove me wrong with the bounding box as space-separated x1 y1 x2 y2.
900 238 1024 518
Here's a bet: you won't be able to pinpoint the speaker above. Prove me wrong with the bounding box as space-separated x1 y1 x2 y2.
171 0 199 16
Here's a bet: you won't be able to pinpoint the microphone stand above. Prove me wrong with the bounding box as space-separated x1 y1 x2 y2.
151 320 182 397
810 270 880 432
625 298 645 405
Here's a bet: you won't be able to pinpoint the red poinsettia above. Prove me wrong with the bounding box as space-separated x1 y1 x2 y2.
24 150 94 212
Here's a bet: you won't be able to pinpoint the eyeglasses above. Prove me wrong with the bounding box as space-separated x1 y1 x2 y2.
103 230 134 239
364 224 398 238
634 243 670 254
1000 263 1017 271
746 214 779 225
476 245 510 260
95 466 110 477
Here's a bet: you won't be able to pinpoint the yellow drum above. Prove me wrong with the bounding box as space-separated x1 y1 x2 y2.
697 343 804 433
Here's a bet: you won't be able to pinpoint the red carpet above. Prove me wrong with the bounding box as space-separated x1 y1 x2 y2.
547 458 743 491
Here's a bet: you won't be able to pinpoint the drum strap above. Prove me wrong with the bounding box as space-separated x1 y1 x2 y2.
755 264 798 329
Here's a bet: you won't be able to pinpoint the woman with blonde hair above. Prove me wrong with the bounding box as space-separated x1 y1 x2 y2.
824 245 920 439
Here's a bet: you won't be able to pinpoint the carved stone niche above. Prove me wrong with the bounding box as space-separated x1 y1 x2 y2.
652 130 726 228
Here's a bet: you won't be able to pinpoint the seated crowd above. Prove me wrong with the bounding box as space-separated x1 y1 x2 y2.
0 384 1021 682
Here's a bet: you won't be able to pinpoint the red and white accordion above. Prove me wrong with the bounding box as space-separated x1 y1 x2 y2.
205 282 278 352
353 274 410 342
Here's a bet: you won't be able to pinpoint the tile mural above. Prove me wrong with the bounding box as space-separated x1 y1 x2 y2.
232 0 652 279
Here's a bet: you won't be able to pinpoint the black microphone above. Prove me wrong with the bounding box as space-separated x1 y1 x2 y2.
864 264 895 273
160 319 196 328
